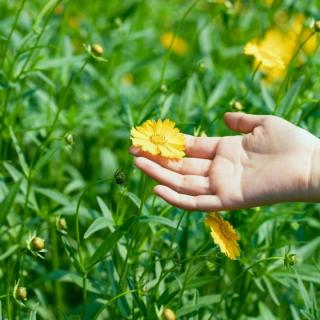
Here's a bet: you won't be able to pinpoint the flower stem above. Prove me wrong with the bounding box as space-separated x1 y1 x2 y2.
159 0 199 84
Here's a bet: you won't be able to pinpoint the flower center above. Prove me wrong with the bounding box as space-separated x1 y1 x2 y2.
150 134 166 145
219 222 231 239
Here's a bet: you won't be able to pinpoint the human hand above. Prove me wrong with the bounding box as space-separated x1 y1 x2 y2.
129 112 320 211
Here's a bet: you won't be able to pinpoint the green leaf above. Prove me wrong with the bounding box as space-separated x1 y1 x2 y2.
206 76 229 110
61 236 83 274
33 187 71 206
33 0 59 30
263 276 280 306
87 216 136 270
0 179 22 225
0 245 19 261
276 76 304 117
139 215 180 230
296 271 311 308
97 196 114 221
84 217 115 239
33 141 64 174
295 236 320 262
127 278 147 316
125 191 148 215
260 83 275 112
28 303 38 320
259 301 276 320
120 95 134 128
176 294 220 317
9 127 29 177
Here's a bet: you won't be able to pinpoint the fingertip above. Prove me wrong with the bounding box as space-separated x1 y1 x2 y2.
129 146 141 155
153 184 169 196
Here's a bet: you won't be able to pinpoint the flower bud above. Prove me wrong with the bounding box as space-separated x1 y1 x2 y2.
284 251 298 268
58 217 68 230
230 100 243 111
114 17 122 28
162 308 176 320
197 62 206 73
314 20 320 32
115 170 126 185
91 44 104 56
15 287 27 301
31 237 45 251
160 84 168 94
64 133 74 145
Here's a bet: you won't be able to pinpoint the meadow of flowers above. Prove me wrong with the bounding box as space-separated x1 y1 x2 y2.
0 0 320 319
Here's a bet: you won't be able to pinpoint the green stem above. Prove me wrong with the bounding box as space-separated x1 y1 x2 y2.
75 178 109 271
0 0 26 69
51 222 64 314
232 256 283 287
93 290 138 320
276 31 316 111
18 172 33 242
138 174 147 216
242 61 261 104
82 273 87 318
44 59 89 147
159 0 199 84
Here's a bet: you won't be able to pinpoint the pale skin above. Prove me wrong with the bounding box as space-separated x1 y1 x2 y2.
129 112 320 211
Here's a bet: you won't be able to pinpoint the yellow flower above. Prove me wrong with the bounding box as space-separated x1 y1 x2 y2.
245 13 318 83
161 32 188 56
205 212 240 260
244 42 285 69
131 119 185 159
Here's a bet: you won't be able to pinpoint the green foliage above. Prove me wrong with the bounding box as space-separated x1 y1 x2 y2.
0 0 319 319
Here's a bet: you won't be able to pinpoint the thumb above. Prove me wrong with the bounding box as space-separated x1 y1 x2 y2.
224 112 265 133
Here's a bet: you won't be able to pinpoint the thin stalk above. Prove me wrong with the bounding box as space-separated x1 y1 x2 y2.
93 290 138 320
51 222 64 314
159 0 199 84
82 273 87 318
75 178 109 270
276 31 316 110
18 172 33 242
232 256 283 287
0 0 26 69
242 61 261 104
138 174 147 216
44 59 89 147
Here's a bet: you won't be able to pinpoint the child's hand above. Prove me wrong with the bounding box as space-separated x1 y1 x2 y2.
129 112 320 211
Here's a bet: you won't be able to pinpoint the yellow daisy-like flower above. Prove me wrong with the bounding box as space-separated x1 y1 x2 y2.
244 42 285 69
161 32 188 56
205 212 240 260
244 13 318 83
131 119 186 159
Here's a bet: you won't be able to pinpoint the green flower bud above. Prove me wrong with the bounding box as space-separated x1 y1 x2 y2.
15 287 27 301
162 308 176 320
160 84 168 94
31 237 45 251
64 133 74 145
91 44 104 56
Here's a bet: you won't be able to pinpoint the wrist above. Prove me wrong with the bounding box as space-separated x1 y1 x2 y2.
308 139 320 201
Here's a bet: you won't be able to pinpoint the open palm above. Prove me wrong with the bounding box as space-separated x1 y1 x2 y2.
130 113 319 211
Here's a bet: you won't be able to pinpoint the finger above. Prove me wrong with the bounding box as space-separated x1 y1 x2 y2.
224 112 265 133
154 185 223 211
135 157 211 196
185 135 220 159
129 146 211 176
